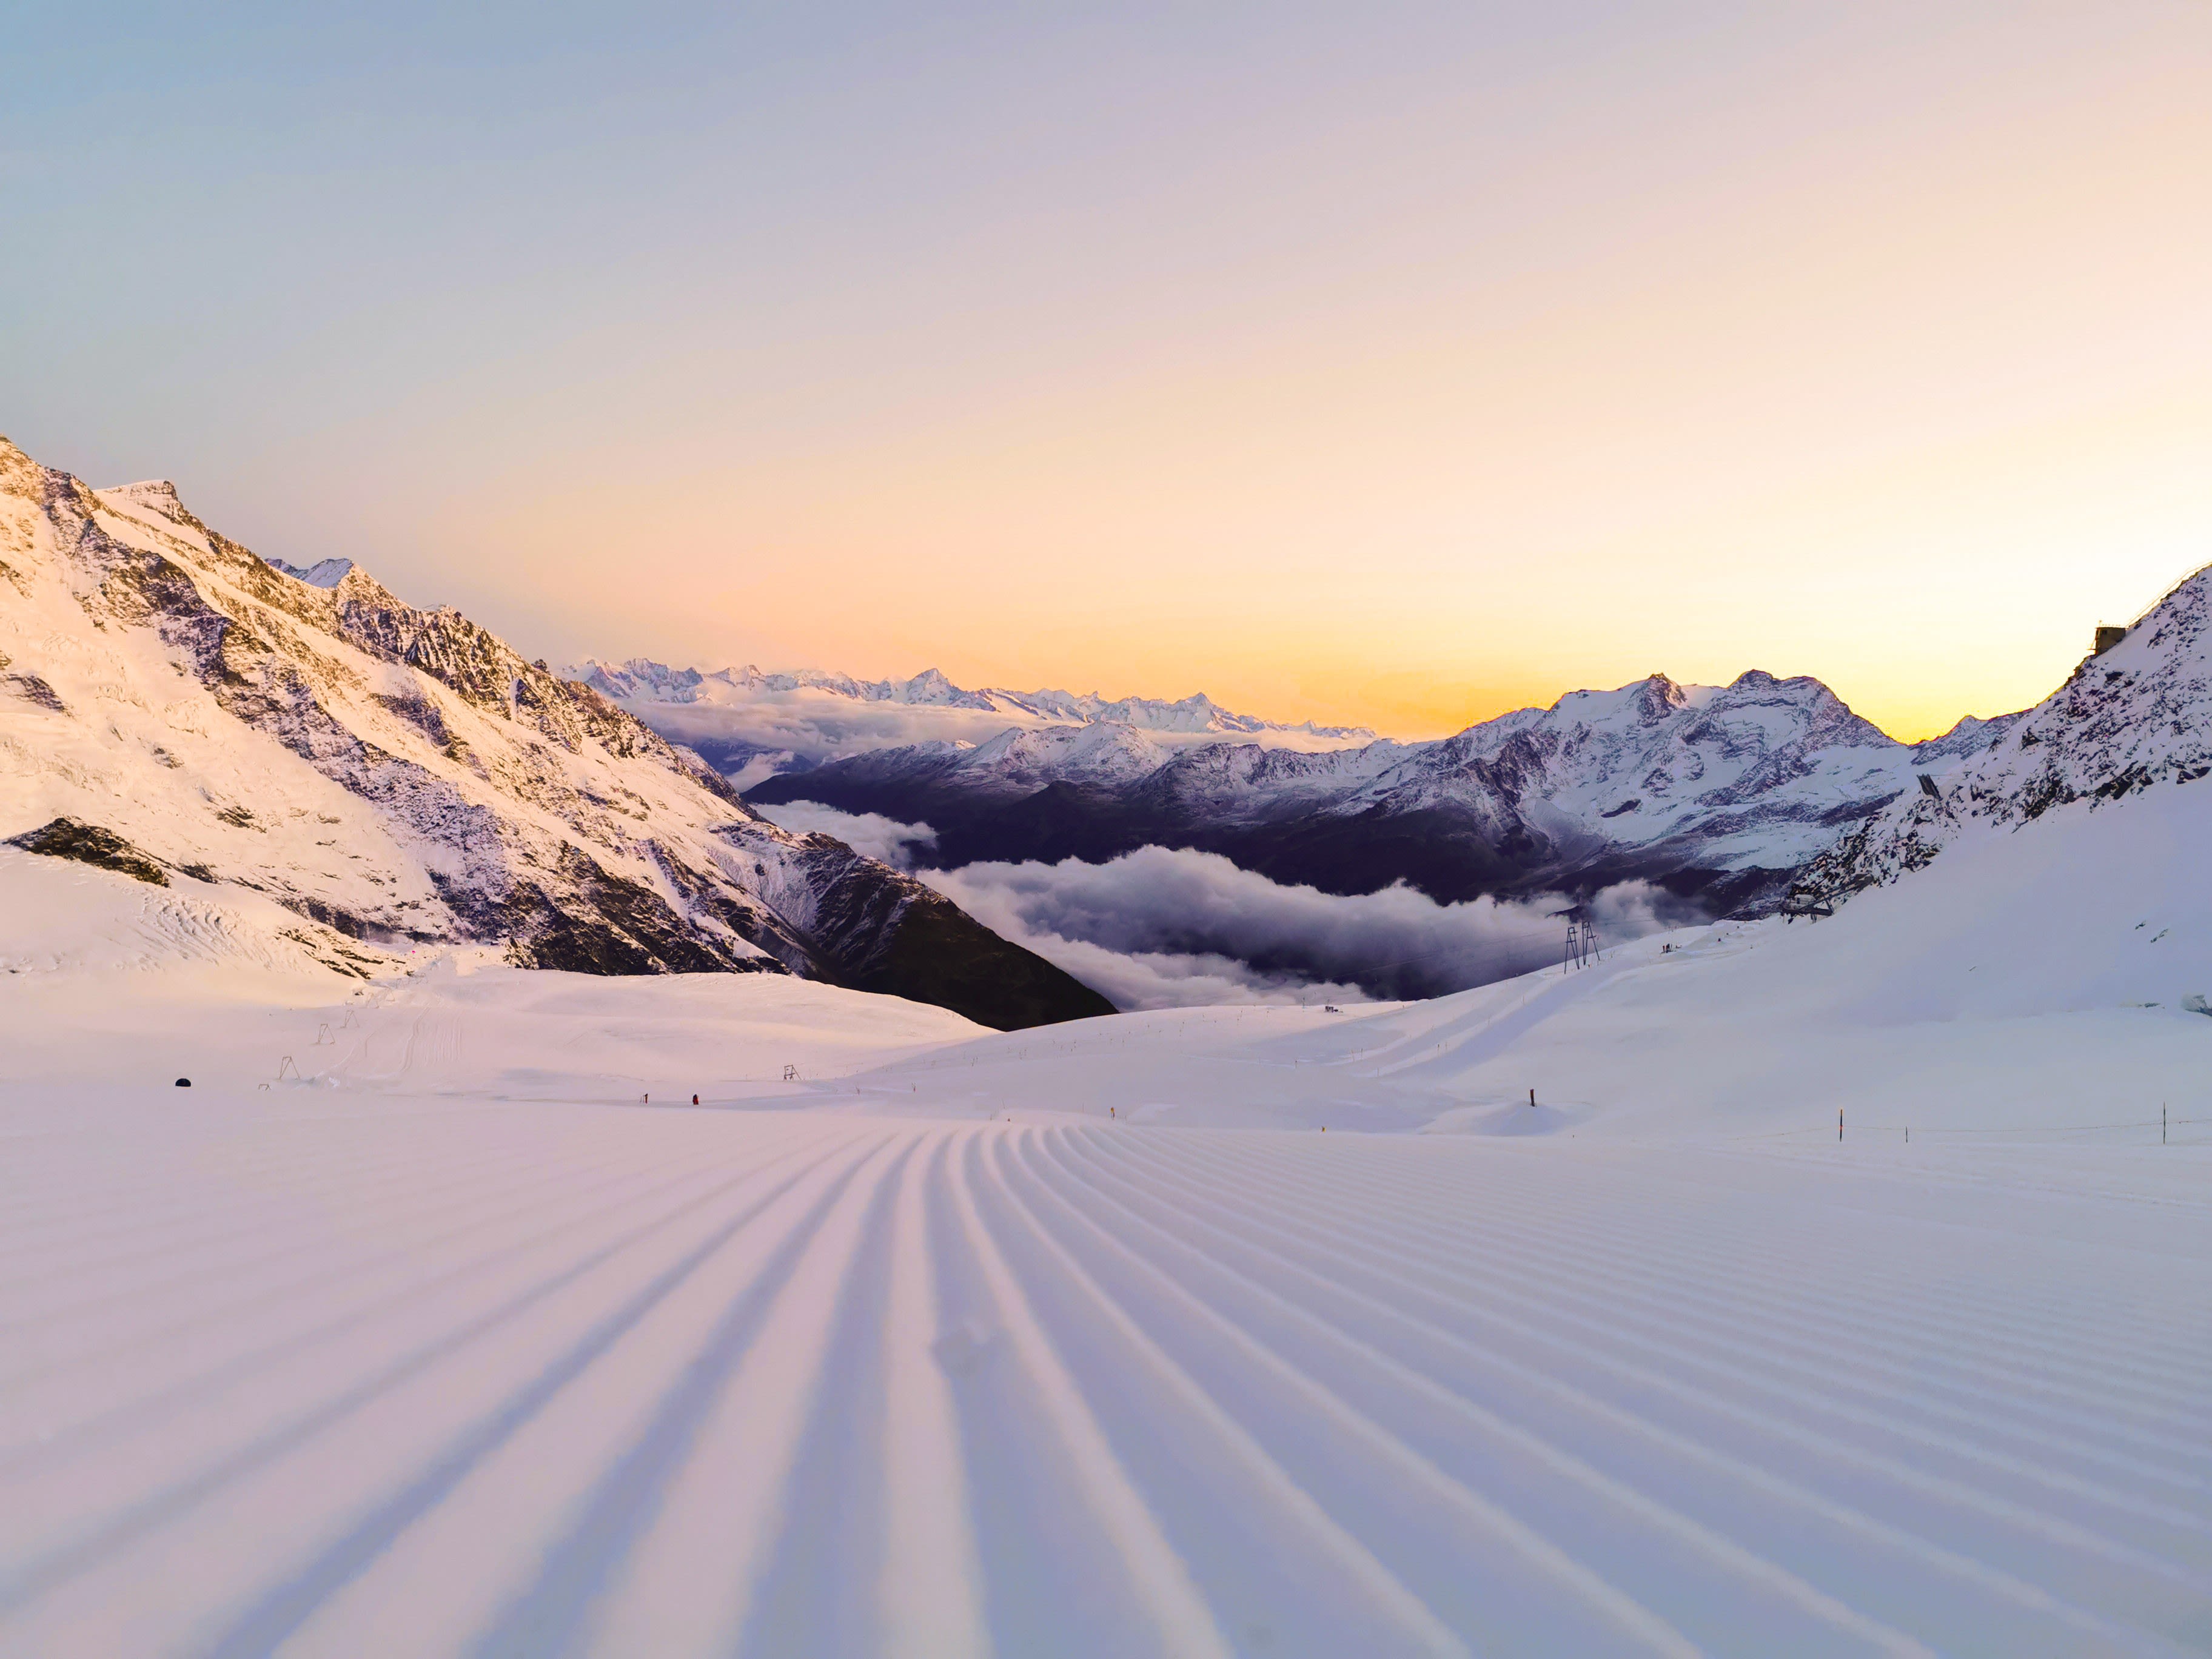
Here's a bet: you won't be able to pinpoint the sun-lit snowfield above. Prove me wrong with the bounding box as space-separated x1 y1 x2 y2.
5 808 2212 1657
5 1090 2208 1658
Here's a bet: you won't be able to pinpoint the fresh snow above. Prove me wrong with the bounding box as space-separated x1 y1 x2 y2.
5 758 2211 1654
7 438 2210 1657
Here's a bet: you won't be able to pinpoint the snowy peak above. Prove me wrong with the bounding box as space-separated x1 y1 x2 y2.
959 720 1179 787
104 478 194 522
0 435 41 501
898 667 985 707
1701 669 1895 751
1436 666 1902 808
570 657 709 702
268 556 357 589
569 655 1375 742
1529 671 1686 730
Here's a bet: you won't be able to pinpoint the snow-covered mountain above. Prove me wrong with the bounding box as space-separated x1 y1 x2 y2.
753 668 2021 914
1807 565 2212 902
568 655 1375 788
0 437 1110 1029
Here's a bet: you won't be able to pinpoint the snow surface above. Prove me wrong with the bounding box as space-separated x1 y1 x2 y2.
5 773 2212 1654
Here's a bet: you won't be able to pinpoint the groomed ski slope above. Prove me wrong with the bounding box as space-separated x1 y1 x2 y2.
4 1090 2209 1658
7 774 2212 1655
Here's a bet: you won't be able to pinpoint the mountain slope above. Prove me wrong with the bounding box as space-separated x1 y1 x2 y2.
752 668 2016 913
1807 566 2212 902
0 437 1110 1028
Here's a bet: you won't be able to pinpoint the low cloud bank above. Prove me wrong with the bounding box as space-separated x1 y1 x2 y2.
647 694 1047 769
753 802 939 868
758 803 1700 1011
931 847 1695 1009
637 689 1369 780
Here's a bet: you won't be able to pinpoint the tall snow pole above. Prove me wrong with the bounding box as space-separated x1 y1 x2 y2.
1838 1107 1844 1144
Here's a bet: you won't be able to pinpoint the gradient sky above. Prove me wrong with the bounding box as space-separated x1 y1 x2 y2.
7 2 2209 740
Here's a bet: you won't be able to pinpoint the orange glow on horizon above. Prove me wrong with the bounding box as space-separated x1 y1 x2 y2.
250 4 2208 752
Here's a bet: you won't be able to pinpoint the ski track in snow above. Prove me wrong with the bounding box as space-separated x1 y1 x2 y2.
3 1098 2210 1658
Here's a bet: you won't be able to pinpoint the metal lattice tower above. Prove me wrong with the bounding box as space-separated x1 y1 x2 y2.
1553 903 1598 972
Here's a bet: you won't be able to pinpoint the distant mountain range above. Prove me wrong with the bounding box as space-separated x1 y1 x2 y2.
581 652 2046 919
567 657 1375 789
745 667 2022 916
574 656 1374 736
16 422 2180 1024
0 436 1110 1029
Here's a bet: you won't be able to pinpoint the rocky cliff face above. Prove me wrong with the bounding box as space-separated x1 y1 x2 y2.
0 438 1111 1028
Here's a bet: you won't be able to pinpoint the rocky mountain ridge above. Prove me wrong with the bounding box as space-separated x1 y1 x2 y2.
1806 565 2212 900
0 438 1110 1028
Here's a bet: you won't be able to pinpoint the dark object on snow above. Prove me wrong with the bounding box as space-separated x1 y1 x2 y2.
1553 903 1599 971
776 842 1116 1030
1780 881 1834 921
6 817 169 885
2094 623 2130 657
175 1078 191 1087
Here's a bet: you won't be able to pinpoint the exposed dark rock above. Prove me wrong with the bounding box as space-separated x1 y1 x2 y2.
7 817 170 885
759 831 1116 1028
2 672 64 711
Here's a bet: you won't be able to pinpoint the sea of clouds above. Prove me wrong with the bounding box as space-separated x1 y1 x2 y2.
756 803 1697 1011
